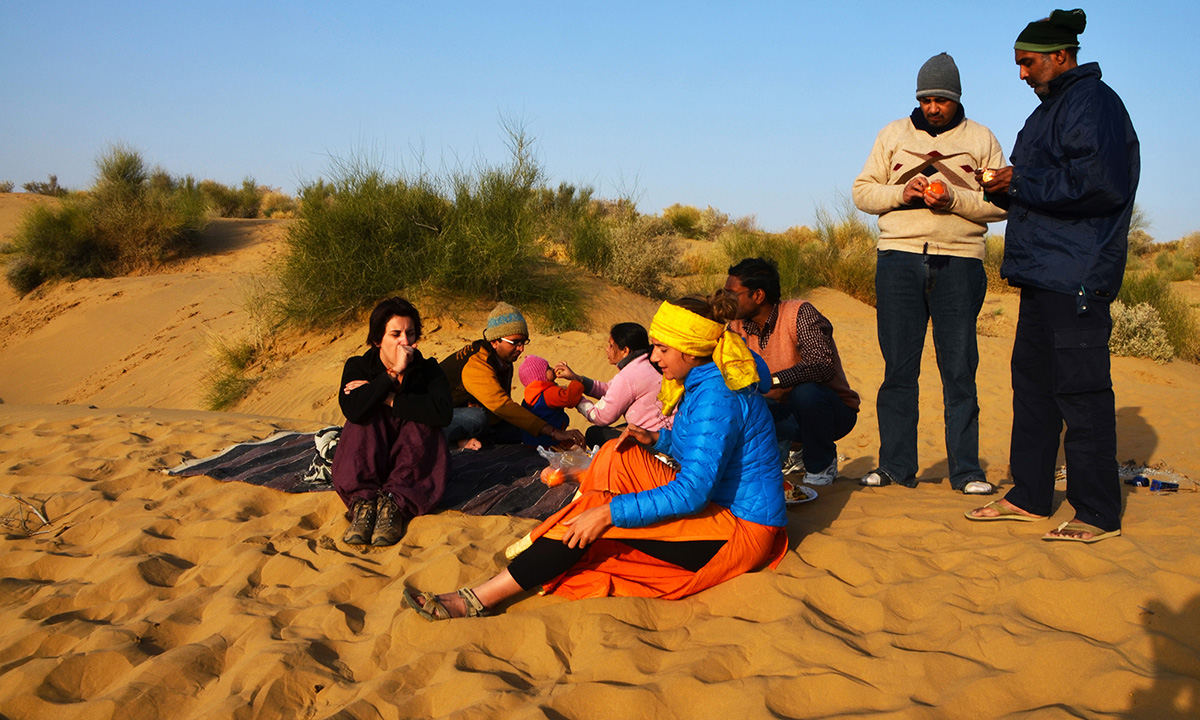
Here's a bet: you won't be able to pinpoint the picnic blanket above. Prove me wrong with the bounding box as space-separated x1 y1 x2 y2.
166 429 579 520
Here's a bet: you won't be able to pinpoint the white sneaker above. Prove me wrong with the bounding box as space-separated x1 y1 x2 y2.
781 450 806 476
803 458 838 486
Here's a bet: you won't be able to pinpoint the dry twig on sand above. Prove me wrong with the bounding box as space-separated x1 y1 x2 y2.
0 493 53 537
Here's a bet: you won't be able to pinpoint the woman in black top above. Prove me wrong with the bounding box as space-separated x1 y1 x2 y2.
331 297 452 546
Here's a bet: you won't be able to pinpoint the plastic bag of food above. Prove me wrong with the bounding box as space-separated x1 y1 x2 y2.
536 445 596 486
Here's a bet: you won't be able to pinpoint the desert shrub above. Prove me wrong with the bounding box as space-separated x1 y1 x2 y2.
199 178 261 218
601 211 678 298
718 225 821 298
1154 250 1196 282
663 204 704 239
697 206 729 238
0 181 14 193
1109 300 1173 363
23 175 68 197
278 167 449 323
983 234 1016 294
259 189 298 218
7 201 107 286
535 183 608 269
276 126 583 329
1119 270 1200 362
1179 232 1200 265
203 336 261 410
810 201 878 306
5 146 206 292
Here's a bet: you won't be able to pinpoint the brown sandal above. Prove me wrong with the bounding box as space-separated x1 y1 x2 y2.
403 586 492 621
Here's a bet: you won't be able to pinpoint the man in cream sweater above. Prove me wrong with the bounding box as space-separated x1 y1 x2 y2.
852 52 1007 494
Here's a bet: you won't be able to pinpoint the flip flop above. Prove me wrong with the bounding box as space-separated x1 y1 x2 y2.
964 500 1045 522
1042 521 1122 543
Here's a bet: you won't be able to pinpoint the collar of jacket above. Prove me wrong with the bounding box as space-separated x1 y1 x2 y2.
909 103 965 136
617 346 649 370
1043 62 1102 102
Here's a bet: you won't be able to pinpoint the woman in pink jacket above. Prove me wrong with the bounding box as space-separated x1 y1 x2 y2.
555 322 671 446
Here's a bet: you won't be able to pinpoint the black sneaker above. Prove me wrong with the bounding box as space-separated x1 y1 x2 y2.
343 498 376 545
371 495 407 546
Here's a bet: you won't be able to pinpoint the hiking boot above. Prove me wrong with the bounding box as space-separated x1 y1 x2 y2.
343 498 376 545
371 494 407 547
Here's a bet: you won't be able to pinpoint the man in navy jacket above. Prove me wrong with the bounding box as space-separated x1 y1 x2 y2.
969 8 1139 542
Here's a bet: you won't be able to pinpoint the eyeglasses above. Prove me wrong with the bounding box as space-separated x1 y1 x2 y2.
498 337 529 348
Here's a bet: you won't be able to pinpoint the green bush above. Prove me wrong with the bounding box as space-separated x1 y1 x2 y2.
5 146 207 292
278 167 449 323
276 126 584 329
718 225 822 298
23 175 68 197
663 203 704 239
1154 250 1196 282
198 178 262 218
1119 270 1200 362
0 181 14 193
203 337 261 410
810 201 878 306
1109 300 1173 363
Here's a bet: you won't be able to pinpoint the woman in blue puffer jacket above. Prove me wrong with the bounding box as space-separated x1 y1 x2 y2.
404 292 789 619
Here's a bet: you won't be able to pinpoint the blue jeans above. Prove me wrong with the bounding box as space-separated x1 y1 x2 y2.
875 250 985 488
444 407 522 446
769 382 858 472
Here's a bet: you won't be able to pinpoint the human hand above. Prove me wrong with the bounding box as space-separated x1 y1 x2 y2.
343 380 370 394
923 181 952 210
551 427 585 448
554 362 580 382
976 166 1012 195
561 503 613 549
616 424 658 449
902 176 928 204
389 345 416 379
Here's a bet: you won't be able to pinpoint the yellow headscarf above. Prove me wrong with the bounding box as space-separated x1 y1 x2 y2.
649 301 760 414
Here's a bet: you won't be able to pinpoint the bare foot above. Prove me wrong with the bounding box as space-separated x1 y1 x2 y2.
457 438 482 451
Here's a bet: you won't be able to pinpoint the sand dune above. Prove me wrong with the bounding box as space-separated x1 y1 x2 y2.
1 195 1198 719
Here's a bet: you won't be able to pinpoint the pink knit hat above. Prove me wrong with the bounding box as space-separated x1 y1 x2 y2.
518 356 551 386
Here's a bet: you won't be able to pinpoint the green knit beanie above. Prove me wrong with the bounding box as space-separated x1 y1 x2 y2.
1015 8 1086 52
483 302 528 341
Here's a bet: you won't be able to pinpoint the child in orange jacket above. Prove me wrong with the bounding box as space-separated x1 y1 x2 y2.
518 356 584 448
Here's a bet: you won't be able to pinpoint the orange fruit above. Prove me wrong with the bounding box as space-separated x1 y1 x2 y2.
541 466 565 487
925 180 946 196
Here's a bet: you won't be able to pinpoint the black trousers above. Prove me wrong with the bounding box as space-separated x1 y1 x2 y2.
1004 287 1121 531
507 536 726 591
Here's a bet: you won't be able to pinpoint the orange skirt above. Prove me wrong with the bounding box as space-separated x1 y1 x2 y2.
521 440 788 600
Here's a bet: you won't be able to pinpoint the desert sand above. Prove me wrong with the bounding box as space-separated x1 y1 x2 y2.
1 194 1198 719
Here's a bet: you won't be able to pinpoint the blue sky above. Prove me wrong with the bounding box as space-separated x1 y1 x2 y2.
3 1 1197 241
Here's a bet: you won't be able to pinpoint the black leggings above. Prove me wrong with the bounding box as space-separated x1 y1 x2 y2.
507 536 727 591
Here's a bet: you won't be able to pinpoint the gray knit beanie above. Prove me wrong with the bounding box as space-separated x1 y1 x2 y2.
916 53 962 102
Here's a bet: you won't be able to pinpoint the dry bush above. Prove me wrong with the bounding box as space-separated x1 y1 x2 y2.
983 234 1016 294
1110 300 1174 363
0 181 14 193
260 189 298 218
